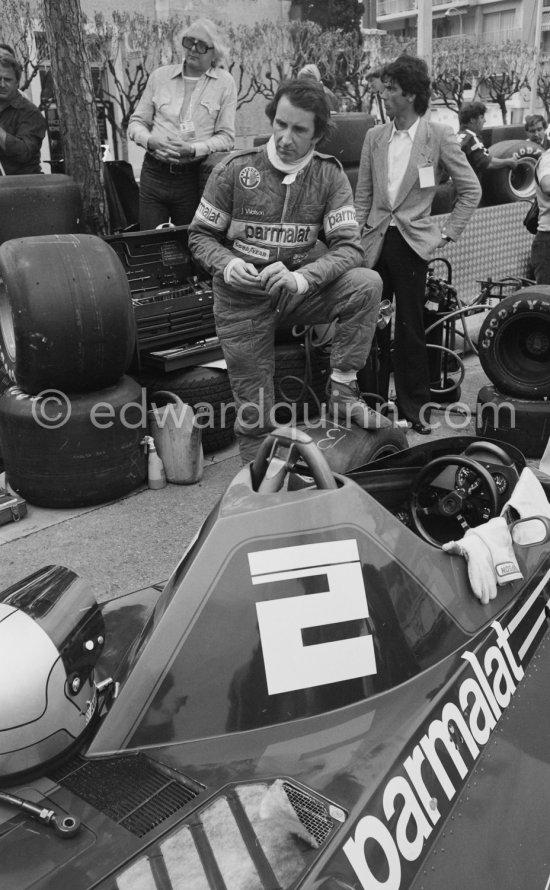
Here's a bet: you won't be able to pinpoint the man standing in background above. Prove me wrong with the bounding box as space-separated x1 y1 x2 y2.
0 53 45 176
355 56 481 434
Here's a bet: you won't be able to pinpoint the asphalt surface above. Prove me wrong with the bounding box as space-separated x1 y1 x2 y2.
0 333 505 604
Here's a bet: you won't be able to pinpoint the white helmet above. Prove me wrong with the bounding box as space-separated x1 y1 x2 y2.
0 566 105 780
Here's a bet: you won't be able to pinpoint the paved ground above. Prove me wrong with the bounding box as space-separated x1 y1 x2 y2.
0 328 513 604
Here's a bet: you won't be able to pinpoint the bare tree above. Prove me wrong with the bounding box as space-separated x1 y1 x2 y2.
227 21 306 105
42 0 108 234
431 37 480 117
0 0 47 91
476 40 534 123
89 11 183 158
537 57 550 119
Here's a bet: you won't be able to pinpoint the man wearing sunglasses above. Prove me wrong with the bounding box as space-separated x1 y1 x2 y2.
128 18 237 229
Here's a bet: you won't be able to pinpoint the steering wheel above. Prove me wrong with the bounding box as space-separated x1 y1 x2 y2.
251 427 337 493
463 441 516 466
410 455 499 547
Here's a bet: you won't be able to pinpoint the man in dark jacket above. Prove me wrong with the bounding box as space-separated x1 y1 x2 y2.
457 101 518 181
0 53 45 175
189 79 390 461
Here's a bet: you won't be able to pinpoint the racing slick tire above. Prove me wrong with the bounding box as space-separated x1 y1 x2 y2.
299 421 408 474
477 287 550 398
0 376 147 507
482 140 543 205
144 365 236 454
0 234 136 395
476 384 550 458
273 342 331 424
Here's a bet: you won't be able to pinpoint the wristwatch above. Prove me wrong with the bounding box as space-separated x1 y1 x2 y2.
441 230 453 243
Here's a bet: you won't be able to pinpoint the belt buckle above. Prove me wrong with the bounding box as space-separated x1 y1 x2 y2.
169 161 185 175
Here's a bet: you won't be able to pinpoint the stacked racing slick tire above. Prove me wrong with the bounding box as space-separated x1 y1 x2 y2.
0 377 147 507
0 234 136 394
0 235 146 506
476 286 550 457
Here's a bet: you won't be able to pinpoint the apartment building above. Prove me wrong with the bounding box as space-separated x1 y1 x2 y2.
373 0 541 48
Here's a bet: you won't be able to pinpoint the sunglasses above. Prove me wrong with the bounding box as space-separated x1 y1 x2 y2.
182 36 213 55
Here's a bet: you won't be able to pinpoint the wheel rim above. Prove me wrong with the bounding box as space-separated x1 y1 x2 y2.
494 315 550 387
0 277 15 362
509 156 538 199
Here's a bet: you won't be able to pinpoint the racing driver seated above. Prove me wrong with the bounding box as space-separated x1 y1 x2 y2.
189 78 392 463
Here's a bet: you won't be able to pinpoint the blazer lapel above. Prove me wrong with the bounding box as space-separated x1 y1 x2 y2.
394 116 433 207
373 123 392 209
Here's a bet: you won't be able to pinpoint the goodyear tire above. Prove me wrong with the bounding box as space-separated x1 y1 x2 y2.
476 384 550 458
0 376 147 507
0 234 136 395
299 421 408 474
482 140 542 204
273 342 331 424
477 287 550 398
145 365 235 454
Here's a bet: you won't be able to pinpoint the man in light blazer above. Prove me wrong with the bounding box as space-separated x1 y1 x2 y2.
355 55 481 433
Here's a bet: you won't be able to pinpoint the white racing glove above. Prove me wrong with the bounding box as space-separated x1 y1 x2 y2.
442 534 497 605
442 517 523 605
467 516 523 585
501 467 550 520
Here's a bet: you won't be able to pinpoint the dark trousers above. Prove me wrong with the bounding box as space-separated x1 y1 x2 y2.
374 227 431 424
531 230 550 284
138 154 201 230
213 267 382 461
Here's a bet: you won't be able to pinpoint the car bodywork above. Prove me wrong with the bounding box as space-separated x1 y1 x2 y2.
1 433 550 890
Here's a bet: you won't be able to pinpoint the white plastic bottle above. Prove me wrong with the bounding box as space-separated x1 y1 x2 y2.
142 436 167 489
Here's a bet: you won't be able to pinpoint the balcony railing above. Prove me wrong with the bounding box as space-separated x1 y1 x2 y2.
378 0 416 17
436 28 522 42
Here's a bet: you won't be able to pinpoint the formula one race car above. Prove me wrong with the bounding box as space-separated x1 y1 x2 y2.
2 429 550 890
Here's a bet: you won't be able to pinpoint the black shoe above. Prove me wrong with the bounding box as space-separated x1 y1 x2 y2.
410 419 432 435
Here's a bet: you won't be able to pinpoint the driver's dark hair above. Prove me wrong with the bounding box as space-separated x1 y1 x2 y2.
0 51 21 82
459 101 487 128
265 79 334 141
525 113 547 132
381 55 431 116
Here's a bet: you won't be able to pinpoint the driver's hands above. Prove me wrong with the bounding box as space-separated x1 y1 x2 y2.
467 517 523 585
443 535 497 605
224 258 260 289
258 262 298 298
443 517 523 604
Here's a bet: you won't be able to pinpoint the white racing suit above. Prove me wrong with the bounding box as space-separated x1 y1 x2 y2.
188 146 382 460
